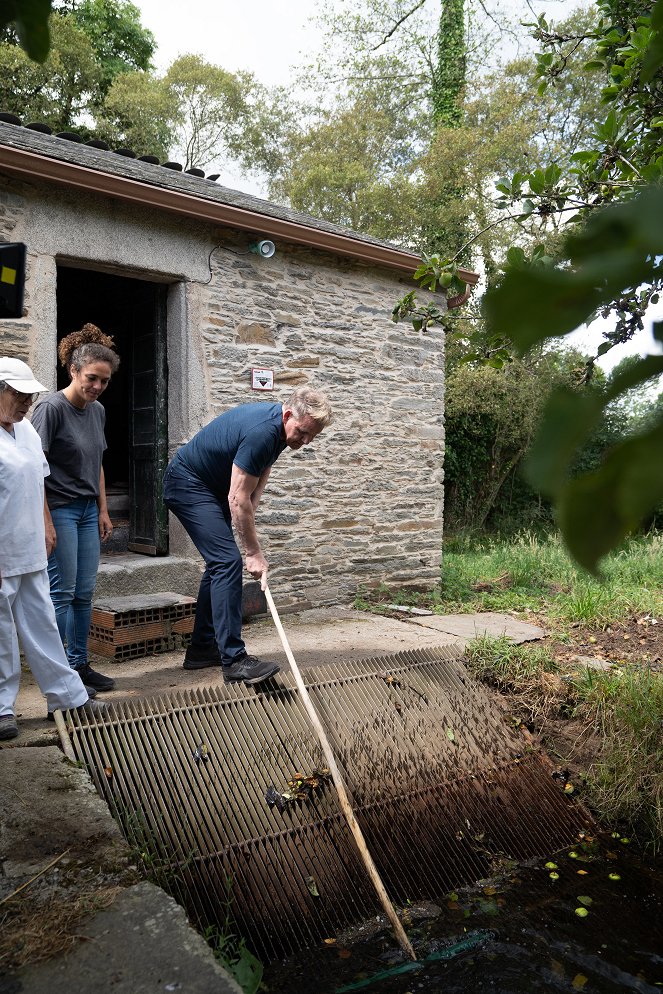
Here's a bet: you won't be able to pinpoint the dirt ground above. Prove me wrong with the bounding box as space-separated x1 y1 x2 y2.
551 614 662 670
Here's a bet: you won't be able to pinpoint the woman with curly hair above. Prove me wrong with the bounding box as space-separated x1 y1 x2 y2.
31 324 121 696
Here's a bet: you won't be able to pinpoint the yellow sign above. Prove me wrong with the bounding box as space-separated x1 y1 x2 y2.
1 266 17 285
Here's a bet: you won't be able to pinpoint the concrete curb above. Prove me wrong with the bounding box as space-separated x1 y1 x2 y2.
0 748 240 994
13 882 243 994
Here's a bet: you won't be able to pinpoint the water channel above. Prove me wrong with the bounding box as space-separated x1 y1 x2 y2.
263 836 662 994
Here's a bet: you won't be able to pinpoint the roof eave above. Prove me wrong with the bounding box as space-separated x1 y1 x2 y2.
0 143 479 286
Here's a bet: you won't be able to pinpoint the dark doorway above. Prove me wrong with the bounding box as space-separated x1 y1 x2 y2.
56 266 169 555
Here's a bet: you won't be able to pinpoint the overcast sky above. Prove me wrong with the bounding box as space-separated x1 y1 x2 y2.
135 0 317 84
133 0 578 81
130 0 662 373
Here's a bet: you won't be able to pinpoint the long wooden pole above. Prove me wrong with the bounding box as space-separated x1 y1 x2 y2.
264 584 417 961
53 709 77 762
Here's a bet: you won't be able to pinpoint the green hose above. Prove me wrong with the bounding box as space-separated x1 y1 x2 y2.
335 930 493 992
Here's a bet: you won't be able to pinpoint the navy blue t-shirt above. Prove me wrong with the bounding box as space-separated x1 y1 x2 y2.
175 402 286 498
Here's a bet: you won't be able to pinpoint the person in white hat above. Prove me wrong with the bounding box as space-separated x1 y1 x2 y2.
0 357 107 741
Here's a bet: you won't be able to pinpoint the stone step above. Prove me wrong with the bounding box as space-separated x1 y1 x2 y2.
97 556 267 610
97 553 203 600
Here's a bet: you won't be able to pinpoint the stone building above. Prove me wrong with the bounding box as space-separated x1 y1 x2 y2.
0 120 476 608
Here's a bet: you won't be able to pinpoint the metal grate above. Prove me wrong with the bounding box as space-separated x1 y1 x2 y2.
67 647 593 961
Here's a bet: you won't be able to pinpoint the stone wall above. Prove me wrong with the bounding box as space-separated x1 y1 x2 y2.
0 173 446 606
198 240 446 605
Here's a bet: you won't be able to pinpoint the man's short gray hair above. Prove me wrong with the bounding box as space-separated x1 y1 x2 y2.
287 386 333 427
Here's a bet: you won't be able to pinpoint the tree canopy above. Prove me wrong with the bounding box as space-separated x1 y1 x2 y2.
0 2 279 173
0 13 101 131
269 86 426 241
0 0 154 129
395 0 663 570
70 0 155 96
163 55 255 171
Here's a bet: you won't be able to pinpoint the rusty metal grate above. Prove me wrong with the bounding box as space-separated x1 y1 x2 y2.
67 646 592 961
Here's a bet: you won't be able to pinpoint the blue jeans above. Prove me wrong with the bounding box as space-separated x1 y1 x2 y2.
163 459 245 665
47 497 100 671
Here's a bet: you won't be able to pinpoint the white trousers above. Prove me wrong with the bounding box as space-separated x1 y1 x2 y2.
0 569 89 716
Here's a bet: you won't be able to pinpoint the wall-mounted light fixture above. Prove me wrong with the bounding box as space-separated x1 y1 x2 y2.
248 239 276 259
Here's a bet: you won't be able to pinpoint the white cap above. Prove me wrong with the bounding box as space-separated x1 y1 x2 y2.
0 357 47 394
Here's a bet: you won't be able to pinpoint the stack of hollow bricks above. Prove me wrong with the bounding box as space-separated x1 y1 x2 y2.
89 594 195 661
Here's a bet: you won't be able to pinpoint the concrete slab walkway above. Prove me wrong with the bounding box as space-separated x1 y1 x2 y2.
404 611 545 643
9 606 466 732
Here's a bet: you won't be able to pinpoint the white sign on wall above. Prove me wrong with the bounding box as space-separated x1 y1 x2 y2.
251 367 274 391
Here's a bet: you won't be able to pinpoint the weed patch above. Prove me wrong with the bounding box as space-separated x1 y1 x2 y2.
204 923 263 994
464 635 570 726
202 876 263 994
462 634 663 852
573 668 663 851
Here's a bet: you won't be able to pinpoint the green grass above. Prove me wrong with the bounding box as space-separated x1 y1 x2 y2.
356 531 663 626
444 531 663 622
463 634 569 727
573 668 663 851
464 634 559 689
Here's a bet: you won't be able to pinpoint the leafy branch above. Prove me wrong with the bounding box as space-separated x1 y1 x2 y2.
1 0 52 62
372 0 428 50
486 187 663 572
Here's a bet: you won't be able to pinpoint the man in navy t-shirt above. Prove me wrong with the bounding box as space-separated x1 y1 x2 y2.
163 386 332 686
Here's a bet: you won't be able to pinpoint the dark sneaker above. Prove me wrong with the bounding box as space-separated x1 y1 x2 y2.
0 714 19 740
223 654 280 686
76 664 115 692
183 643 222 670
48 698 110 722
